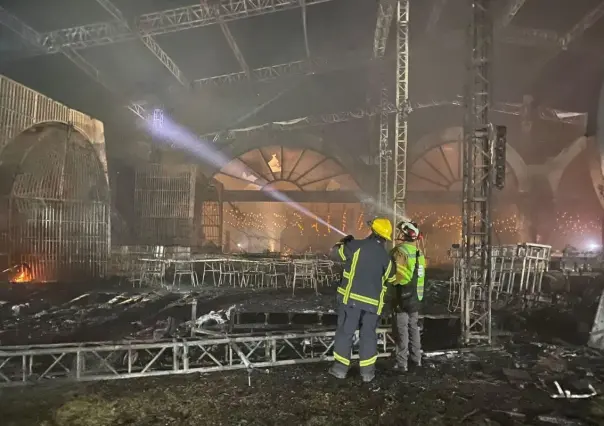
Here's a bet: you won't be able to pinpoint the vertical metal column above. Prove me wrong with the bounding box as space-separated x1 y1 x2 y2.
378 82 391 210
461 0 494 344
392 0 410 225
374 0 395 210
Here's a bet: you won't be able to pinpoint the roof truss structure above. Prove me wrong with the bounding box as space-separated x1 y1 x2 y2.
39 0 335 52
0 5 127 101
0 0 598 126
94 0 189 86
373 0 395 58
14 0 593 57
523 0 604 93
496 0 527 29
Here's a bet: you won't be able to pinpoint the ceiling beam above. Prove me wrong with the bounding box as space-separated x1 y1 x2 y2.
373 0 395 58
196 0 251 79
522 1 604 95
37 0 335 53
219 22 250 78
129 50 379 113
94 0 189 87
563 0 604 47
199 98 584 141
0 6 144 120
496 0 527 29
300 0 311 58
186 50 377 89
425 0 447 33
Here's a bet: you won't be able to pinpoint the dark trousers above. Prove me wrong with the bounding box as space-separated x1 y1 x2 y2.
332 304 380 376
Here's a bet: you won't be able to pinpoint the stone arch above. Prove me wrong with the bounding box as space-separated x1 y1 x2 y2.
0 122 111 282
411 126 530 192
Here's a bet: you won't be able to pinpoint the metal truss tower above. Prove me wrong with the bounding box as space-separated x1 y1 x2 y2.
392 0 409 226
373 0 395 210
461 0 494 344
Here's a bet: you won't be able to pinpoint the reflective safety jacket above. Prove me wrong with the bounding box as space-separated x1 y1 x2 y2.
332 235 397 315
390 242 425 312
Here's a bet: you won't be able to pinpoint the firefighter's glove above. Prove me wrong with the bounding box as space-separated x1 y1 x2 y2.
340 235 354 244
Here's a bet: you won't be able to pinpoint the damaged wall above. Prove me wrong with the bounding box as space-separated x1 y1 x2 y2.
0 75 110 282
134 163 197 246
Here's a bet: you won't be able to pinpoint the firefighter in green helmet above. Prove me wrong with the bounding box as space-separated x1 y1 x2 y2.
390 219 426 372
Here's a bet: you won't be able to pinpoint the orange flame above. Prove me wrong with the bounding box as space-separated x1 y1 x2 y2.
11 268 33 283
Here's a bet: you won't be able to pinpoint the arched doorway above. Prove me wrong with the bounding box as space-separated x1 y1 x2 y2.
0 123 110 282
215 145 364 253
407 139 521 262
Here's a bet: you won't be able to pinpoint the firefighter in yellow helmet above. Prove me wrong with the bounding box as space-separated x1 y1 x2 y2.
390 220 426 372
328 217 397 383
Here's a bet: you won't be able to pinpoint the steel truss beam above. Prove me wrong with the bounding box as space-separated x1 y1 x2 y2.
461 0 494 344
199 97 583 141
392 0 409 224
200 0 253 79
496 0 526 28
373 0 395 210
201 103 398 139
0 6 142 117
95 0 189 86
378 82 391 210
21 0 581 57
194 50 375 88
219 22 250 77
130 51 376 120
38 0 335 53
374 0 395 58
0 329 395 386
563 1 604 47
524 1 604 93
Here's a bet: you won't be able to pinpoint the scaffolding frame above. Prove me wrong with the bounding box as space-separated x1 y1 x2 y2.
461 0 494 344
373 0 395 210
392 0 410 224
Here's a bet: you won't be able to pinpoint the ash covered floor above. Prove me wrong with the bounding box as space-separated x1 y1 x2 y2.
0 280 452 345
1 342 604 425
2 277 604 425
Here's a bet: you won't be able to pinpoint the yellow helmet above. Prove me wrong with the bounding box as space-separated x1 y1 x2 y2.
369 217 393 241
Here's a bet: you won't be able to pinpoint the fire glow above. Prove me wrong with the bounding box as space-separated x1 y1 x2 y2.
9 263 34 284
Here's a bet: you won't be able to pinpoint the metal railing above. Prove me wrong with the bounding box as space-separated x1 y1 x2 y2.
0 329 394 387
448 242 552 312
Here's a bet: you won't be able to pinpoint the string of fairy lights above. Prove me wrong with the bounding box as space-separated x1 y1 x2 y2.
225 208 602 242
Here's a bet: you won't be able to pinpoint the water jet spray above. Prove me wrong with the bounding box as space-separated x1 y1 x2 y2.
143 116 346 237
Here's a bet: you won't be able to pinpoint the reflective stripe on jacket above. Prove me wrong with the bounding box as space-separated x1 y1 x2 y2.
391 243 425 302
332 235 396 315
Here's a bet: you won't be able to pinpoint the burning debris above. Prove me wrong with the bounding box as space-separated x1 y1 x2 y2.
3 262 34 284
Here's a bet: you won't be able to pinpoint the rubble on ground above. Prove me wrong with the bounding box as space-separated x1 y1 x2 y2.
0 280 454 346
1 339 603 426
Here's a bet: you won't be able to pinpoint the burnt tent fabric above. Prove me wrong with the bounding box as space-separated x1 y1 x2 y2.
0 123 110 282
